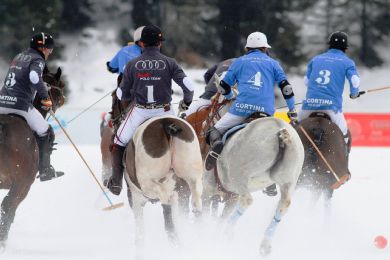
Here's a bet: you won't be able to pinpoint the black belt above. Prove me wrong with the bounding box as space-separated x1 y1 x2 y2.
135 103 170 110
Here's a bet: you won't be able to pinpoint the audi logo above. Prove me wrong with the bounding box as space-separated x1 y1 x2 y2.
135 60 166 70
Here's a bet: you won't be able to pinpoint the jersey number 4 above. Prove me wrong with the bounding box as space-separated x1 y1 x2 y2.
315 70 331 85
248 72 262 87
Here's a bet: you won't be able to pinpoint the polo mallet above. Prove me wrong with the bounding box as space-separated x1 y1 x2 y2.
49 110 124 211
298 125 349 189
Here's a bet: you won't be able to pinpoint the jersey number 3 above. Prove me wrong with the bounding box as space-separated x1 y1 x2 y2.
5 72 16 88
315 70 331 85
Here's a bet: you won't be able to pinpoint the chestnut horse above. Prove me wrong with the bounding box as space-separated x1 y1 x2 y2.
185 94 238 218
294 112 350 210
0 67 65 248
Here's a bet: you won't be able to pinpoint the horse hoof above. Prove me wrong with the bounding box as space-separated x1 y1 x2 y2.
168 232 179 247
259 239 272 256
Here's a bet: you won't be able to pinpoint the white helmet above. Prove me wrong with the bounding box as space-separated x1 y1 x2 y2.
245 32 271 48
133 26 145 42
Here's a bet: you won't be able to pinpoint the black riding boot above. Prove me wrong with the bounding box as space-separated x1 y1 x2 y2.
36 127 64 182
107 144 126 195
205 127 224 171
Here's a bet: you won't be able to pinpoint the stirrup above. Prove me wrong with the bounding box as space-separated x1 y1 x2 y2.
37 166 64 182
107 178 122 196
205 151 221 171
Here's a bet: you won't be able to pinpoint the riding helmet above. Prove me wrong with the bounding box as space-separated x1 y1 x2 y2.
140 25 165 45
30 32 55 49
328 31 348 51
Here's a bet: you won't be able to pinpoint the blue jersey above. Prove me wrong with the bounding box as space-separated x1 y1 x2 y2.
302 49 360 112
223 50 292 117
108 44 142 74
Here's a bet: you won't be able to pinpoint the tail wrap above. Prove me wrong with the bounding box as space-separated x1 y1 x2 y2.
164 123 182 137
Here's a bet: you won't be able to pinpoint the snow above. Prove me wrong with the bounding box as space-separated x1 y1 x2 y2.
1 28 390 259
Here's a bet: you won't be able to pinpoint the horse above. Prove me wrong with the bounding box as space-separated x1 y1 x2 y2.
211 116 304 256
106 93 203 248
293 112 350 211
0 67 65 249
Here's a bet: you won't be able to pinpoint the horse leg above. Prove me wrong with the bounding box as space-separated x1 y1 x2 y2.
226 193 253 225
220 193 239 220
323 188 334 221
162 202 179 244
183 175 203 218
128 188 146 249
260 183 293 256
210 195 221 218
175 177 190 217
0 182 32 244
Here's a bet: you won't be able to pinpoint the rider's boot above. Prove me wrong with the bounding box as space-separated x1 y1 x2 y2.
107 144 126 195
36 126 64 182
262 183 278 196
205 127 224 171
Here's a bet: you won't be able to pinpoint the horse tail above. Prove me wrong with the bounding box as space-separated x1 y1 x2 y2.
163 123 182 137
269 128 291 173
0 122 5 144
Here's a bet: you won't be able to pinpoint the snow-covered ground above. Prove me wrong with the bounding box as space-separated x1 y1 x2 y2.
1 146 389 260
1 28 390 259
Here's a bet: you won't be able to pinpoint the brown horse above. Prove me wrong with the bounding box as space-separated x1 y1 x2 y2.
294 112 350 209
0 67 65 248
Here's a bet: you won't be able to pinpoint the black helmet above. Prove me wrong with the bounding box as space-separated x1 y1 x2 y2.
328 31 348 51
30 32 55 49
140 25 165 45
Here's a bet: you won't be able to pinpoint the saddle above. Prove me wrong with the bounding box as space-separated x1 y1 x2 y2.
221 112 270 144
309 111 331 121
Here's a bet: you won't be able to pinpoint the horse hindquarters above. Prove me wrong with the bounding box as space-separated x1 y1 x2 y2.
171 137 203 215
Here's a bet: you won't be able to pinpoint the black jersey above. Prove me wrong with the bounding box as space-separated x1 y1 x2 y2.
120 47 193 106
0 48 48 111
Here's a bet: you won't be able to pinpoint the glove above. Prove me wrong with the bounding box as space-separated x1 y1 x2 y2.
224 91 234 100
350 90 365 99
106 61 119 73
178 100 191 111
41 98 53 111
287 109 298 122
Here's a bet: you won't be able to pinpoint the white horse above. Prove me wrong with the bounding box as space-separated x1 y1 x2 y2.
123 115 203 247
207 116 304 256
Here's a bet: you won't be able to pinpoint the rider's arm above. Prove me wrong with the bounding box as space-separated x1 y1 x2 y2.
346 60 360 98
118 62 134 102
204 64 218 84
274 61 295 111
30 58 49 99
303 59 313 87
171 59 194 106
106 49 121 73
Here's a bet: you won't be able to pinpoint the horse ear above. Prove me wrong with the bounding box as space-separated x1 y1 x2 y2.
43 66 49 75
55 67 62 81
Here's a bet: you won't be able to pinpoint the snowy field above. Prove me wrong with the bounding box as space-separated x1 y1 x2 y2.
1 146 389 260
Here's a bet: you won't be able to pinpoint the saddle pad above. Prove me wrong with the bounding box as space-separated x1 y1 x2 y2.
222 123 247 144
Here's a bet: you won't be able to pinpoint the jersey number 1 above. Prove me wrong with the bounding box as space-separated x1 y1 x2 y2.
145 85 155 103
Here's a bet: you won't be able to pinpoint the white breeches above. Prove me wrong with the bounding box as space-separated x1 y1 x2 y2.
114 106 175 146
186 98 212 116
298 109 348 136
214 112 246 133
0 107 49 136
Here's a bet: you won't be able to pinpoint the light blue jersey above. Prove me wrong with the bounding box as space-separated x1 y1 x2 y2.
108 44 142 74
302 49 360 112
223 50 295 117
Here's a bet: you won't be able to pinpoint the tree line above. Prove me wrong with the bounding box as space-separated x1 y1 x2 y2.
0 0 389 69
